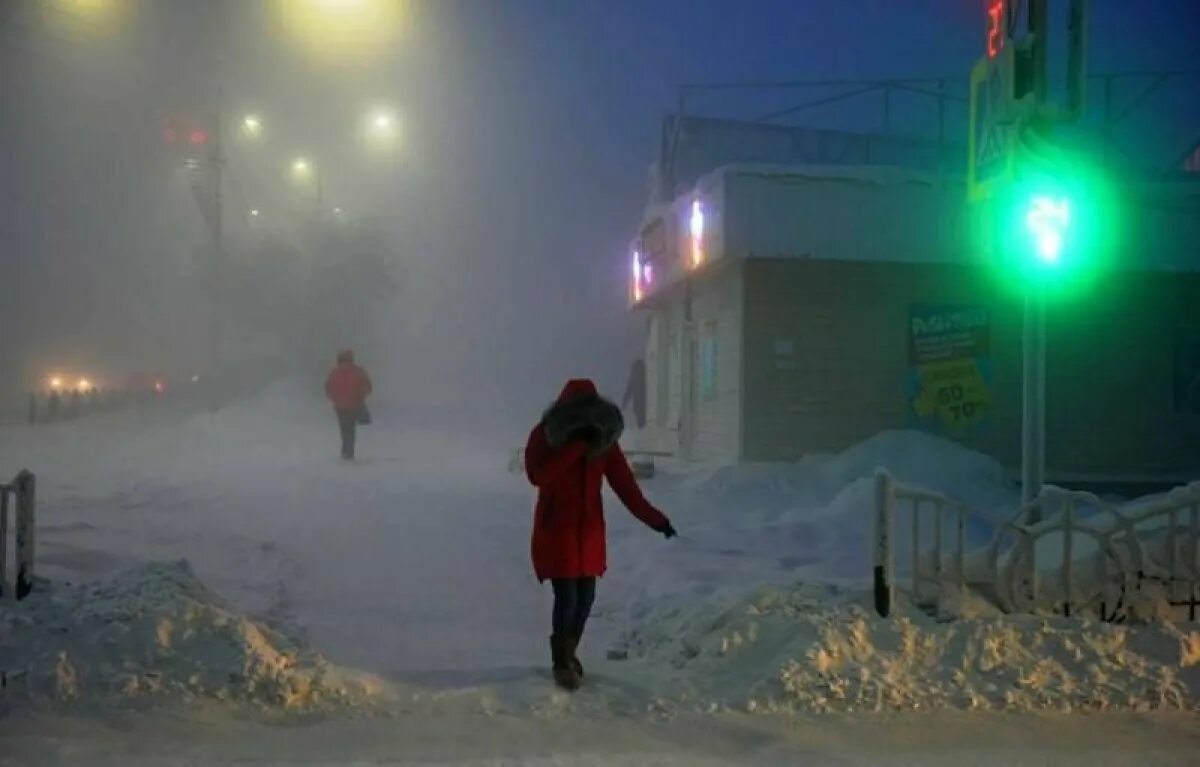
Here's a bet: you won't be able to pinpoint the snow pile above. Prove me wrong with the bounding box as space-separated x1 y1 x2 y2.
608 431 1014 618
619 581 1200 715
0 561 389 710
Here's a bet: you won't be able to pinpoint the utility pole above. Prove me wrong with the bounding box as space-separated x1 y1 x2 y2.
208 0 228 378
211 83 226 374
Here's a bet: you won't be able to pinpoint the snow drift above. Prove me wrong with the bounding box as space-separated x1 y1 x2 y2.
0 561 389 711
618 580 1200 714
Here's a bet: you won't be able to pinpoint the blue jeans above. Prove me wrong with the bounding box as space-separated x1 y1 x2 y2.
551 577 596 637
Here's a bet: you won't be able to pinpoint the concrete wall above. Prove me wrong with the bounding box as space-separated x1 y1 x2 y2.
740 258 1200 479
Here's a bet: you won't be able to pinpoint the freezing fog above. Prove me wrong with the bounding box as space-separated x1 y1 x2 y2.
0 0 674 430
3 2 1200 765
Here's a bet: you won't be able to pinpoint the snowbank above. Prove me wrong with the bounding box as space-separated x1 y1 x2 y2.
0 561 390 711
618 581 1200 715
606 431 1015 623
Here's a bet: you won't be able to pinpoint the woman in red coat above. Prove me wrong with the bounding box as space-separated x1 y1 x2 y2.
524 378 676 690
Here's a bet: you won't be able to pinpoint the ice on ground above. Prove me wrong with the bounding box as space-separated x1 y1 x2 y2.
619 580 1200 715
0 560 389 711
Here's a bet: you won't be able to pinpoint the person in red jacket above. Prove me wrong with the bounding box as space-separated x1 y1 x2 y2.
325 349 373 460
524 378 676 690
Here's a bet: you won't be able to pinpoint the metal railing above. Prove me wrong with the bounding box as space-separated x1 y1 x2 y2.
873 471 989 617
0 470 36 602
873 470 1200 622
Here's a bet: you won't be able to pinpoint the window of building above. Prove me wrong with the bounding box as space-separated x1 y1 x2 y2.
700 321 718 400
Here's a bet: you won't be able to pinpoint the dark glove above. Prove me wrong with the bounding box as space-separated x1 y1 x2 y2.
657 521 677 539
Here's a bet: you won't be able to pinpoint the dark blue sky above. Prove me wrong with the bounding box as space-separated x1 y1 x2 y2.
428 0 1198 396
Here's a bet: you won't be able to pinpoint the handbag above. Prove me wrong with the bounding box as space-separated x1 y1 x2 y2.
356 404 372 425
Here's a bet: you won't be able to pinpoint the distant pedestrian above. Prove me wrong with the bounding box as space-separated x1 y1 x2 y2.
621 358 647 430
524 378 676 690
324 350 373 460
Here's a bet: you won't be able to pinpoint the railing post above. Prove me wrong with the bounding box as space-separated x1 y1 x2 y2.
1024 534 1040 611
1190 503 1199 622
1062 499 1074 617
0 486 10 601
932 501 944 588
1166 509 1177 604
873 470 894 617
14 471 35 600
956 505 967 592
1097 530 1110 621
912 498 922 603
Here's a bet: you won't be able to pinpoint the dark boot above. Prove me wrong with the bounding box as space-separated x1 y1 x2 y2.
566 634 584 678
550 634 580 691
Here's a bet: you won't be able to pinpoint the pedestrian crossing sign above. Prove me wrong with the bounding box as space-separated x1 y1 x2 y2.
968 52 1017 202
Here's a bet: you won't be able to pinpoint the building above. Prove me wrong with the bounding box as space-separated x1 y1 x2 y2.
627 119 1200 482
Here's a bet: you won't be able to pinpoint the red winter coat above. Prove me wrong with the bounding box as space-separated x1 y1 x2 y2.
525 379 668 581
325 362 372 412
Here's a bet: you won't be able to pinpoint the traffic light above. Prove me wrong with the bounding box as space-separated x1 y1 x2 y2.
986 136 1120 298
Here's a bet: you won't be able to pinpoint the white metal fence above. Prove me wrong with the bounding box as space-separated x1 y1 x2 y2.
873 470 1200 623
0 470 36 602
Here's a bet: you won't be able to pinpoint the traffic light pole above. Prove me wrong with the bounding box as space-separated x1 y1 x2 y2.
1020 0 1049 511
1021 287 1047 507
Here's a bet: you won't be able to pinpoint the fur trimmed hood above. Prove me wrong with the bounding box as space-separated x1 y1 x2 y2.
541 379 624 458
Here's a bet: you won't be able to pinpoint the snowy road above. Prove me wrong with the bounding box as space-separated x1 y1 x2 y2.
4 383 1200 764
2 385 567 679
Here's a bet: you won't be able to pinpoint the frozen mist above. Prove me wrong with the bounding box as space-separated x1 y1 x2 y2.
4 1 1200 764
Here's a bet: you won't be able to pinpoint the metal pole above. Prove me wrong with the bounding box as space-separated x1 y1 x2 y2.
873 471 894 617
1030 0 1048 104
210 1 227 377
1102 75 1114 167
937 79 947 185
1021 0 1049 514
1022 287 1047 509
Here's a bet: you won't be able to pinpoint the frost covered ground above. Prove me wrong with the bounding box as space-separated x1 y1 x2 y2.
2 380 1199 765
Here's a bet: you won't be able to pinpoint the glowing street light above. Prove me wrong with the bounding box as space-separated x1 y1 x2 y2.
274 0 405 63
242 114 264 139
364 107 400 154
250 208 261 218
77 378 92 392
290 157 314 183
48 376 64 391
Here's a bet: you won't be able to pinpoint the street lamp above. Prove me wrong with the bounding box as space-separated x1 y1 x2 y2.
241 114 263 139
290 157 314 182
289 157 323 212
274 0 404 63
363 107 399 154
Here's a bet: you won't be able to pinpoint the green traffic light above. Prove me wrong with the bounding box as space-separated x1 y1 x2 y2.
1025 195 1071 266
980 151 1121 300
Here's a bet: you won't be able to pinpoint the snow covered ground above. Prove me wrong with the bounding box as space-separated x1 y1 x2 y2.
2 380 1199 764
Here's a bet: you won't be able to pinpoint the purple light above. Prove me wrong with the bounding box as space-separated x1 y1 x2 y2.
644 262 654 285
